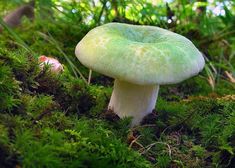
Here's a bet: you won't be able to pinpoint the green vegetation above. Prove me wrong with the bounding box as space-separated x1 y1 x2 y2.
0 0 235 167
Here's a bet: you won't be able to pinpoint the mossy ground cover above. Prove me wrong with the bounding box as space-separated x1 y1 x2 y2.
0 16 235 168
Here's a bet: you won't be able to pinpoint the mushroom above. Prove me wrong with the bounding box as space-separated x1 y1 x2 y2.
39 55 64 74
1 1 34 29
75 23 205 126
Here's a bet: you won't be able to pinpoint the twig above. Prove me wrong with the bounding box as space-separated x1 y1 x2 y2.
139 141 172 159
88 69 92 85
129 135 143 148
225 71 235 83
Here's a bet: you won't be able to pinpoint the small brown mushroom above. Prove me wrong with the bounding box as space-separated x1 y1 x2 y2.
0 1 34 31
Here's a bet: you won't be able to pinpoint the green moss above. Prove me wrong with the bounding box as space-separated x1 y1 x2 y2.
0 64 21 112
88 85 112 116
10 118 151 168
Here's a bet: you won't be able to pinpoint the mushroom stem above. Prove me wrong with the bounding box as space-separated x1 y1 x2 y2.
108 79 159 126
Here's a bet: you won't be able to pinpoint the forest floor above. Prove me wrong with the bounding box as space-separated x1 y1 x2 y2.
0 19 235 168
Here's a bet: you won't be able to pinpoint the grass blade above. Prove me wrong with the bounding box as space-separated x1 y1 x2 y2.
0 17 36 56
37 31 88 84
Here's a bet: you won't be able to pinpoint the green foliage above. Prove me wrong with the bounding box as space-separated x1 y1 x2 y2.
185 97 235 166
14 129 63 168
156 155 171 168
10 118 151 168
0 50 21 112
155 98 190 130
88 85 112 116
0 36 150 168
0 124 9 145
191 145 206 158
20 94 55 117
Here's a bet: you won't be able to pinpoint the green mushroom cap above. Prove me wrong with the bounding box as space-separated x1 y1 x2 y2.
75 23 205 85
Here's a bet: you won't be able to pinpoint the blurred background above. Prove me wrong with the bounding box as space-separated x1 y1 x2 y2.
0 0 234 89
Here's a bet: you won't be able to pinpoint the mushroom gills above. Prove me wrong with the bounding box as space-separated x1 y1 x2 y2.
108 79 159 126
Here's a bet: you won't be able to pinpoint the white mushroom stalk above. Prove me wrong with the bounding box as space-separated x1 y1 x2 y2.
108 79 159 125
